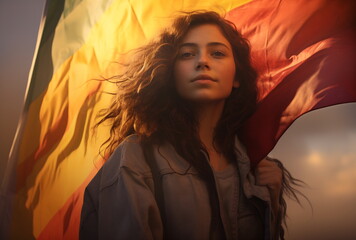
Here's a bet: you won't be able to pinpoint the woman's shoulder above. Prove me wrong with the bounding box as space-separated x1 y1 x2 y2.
98 135 151 186
106 134 150 170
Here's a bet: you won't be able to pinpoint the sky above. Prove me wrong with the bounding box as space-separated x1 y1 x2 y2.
271 103 356 239
0 0 355 239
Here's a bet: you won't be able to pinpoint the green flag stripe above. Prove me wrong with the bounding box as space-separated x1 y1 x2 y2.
27 0 114 104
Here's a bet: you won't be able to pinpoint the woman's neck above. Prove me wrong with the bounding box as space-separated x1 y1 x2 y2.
195 100 230 171
195 101 225 151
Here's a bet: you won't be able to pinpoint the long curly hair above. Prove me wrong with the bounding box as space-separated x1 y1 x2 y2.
98 11 257 162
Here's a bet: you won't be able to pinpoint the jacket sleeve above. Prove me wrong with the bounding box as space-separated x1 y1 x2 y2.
97 166 163 240
80 140 163 240
80 168 102 240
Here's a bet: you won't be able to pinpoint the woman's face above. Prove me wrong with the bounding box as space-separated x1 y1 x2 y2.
174 24 239 103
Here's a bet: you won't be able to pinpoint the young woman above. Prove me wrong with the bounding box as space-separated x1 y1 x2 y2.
80 11 299 240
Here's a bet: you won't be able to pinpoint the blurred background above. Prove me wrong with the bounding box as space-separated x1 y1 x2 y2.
0 0 355 239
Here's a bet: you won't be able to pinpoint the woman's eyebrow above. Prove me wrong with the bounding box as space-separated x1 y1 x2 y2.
179 42 230 49
179 42 198 48
207 42 230 49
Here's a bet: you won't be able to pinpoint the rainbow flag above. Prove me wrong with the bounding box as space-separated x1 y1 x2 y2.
0 0 355 239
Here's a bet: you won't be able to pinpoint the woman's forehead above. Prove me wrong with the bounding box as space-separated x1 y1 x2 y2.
181 24 231 47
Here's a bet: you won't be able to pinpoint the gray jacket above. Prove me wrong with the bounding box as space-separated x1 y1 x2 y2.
80 135 274 239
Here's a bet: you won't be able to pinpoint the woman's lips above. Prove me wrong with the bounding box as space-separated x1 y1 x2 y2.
191 74 216 82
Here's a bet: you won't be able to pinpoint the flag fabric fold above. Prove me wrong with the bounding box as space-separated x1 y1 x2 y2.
1 0 355 239
226 0 356 165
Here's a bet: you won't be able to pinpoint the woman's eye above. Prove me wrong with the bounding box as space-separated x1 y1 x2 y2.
179 52 195 58
211 51 225 57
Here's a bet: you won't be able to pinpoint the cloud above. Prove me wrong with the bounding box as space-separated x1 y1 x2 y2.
271 103 356 240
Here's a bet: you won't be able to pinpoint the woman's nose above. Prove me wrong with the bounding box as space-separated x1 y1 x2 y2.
195 53 210 70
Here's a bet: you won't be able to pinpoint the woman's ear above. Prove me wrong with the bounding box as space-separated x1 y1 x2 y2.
233 79 240 88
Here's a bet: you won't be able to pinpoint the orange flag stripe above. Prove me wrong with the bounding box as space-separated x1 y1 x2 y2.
37 164 103 240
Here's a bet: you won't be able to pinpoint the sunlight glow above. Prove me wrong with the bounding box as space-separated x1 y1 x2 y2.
307 151 323 166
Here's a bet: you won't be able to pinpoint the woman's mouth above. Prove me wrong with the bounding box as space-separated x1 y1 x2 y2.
191 74 216 82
